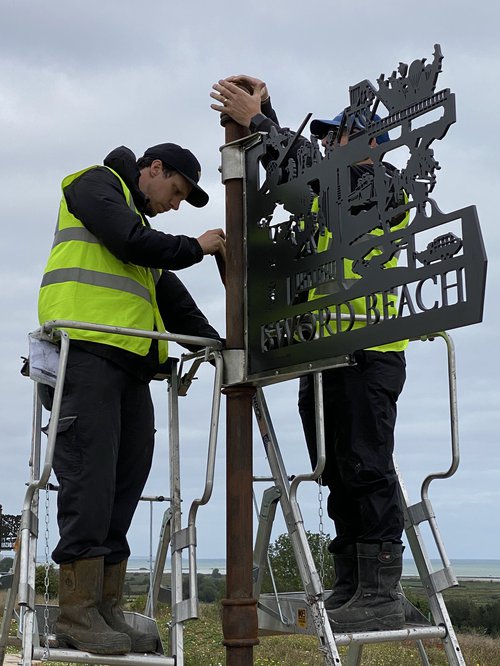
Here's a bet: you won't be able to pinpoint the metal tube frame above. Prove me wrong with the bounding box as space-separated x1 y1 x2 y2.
186 351 224 612
17 329 70 666
166 361 183 664
420 332 460 572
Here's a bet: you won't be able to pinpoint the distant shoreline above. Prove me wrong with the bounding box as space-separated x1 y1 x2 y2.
402 575 500 583
123 567 500 584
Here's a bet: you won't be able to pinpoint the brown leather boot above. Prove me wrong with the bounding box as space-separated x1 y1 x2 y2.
56 557 131 654
99 560 157 653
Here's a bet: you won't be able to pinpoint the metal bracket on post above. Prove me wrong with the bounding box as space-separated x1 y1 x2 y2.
220 133 264 183
221 349 246 386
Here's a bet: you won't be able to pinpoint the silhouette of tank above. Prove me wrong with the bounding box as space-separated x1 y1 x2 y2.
415 232 462 265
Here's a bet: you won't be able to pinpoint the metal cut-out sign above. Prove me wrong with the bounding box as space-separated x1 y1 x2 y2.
243 45 487 380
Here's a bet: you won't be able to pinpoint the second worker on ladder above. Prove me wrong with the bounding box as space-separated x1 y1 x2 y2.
211 75 408 633
38 143 225 654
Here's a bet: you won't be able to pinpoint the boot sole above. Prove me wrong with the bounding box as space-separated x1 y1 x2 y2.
56 633 131 655
98 618 158 652
129 636 158 653
329 612 405 633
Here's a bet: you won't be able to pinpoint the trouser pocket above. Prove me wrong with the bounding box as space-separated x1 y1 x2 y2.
52 415 80 476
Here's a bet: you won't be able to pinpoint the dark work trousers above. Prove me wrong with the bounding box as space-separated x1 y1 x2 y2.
51 347 155 564
298 350 406 554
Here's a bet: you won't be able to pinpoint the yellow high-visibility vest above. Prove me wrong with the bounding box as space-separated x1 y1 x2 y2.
308 196 409 353
38 166 168 362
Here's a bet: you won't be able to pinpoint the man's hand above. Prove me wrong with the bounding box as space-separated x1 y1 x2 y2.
197 228 226 259
210 78 266 127
225 75 269 103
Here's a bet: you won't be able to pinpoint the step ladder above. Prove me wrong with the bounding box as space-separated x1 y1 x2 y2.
252 332 467 666
0 320 223 666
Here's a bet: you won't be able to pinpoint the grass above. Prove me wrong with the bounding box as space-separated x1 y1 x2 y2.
152 601 500 665
3 587 500 664
181 604 500 666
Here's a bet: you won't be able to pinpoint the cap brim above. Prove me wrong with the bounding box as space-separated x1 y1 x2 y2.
186 181 209 208
310 118 340 137
176 171 209 208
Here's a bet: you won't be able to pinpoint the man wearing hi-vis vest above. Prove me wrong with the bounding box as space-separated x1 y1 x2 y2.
211 76 409 633
38 143 225 654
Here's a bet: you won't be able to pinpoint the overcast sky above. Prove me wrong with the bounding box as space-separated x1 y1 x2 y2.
1 0 498 568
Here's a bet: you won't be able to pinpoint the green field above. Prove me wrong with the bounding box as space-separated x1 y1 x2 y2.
121 573 500 666
3 575 500 664
131 577 500 665
402 576 500 605
150 600 500 665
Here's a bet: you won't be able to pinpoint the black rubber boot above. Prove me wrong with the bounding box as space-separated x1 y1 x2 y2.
99 560 157 653
328 542 405 633
323 544 357 611
56 557 131 654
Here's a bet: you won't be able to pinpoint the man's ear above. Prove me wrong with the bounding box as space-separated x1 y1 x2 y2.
150 159 163 176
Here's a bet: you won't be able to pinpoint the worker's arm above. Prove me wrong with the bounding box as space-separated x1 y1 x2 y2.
210 74 309 178
156 270 222 351
64 167 204 270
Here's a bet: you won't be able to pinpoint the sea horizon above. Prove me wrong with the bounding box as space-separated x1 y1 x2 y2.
125 556 500 579
26 554 500 579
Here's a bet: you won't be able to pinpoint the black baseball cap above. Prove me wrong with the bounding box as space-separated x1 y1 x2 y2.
142 143 209 208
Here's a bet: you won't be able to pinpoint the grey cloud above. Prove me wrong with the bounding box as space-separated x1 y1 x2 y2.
1 0 497 562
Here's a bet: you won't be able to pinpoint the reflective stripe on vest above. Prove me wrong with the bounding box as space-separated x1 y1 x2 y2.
38 165 168 361
52 227 99 247
40 268 152 302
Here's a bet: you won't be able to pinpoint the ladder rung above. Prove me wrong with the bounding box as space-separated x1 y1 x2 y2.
173 597 198 623
32 648 175 666
405 499 434 526
333 625 447 646
424 566 458 593
170 525 195 552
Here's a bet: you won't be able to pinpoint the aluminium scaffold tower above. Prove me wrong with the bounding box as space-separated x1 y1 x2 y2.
251 332 467 665
0 320 223 666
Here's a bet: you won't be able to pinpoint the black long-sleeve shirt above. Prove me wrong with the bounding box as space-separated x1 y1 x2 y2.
61 146 221 381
